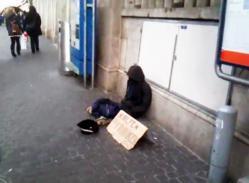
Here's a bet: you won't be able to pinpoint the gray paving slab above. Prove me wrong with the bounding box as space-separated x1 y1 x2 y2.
0 26 208 183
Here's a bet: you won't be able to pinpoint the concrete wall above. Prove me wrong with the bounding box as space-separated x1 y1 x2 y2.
119 17 215 159
88 0 249 180
116 16 249 182
33 0 249 181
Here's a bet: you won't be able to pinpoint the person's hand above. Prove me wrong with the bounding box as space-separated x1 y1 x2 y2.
86 106 92 114
23 31 28 37
96 116 111 126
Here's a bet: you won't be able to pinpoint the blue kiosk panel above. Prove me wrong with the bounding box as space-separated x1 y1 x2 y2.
70 0 95 80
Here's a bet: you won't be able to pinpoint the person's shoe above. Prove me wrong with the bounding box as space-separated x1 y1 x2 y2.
96 116 111 126
17 52 21 55
11 52 16 57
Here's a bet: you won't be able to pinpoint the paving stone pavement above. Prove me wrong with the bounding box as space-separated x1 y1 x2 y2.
0 26 208 183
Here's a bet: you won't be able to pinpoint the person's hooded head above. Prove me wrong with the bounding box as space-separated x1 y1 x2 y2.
29 5 37 15
1 7 17 18
127 65 145 82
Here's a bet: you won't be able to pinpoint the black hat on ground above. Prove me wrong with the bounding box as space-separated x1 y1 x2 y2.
77 119 99 135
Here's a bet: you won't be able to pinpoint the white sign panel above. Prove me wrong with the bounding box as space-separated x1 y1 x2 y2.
221 0 249 67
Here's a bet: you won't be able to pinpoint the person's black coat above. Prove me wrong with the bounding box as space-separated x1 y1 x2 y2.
121 65 152 118
24 6 42 37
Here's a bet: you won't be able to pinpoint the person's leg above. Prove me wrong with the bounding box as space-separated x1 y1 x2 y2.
30 36 35 53
35 36 39 51
10 37 16 57
16 37 21 55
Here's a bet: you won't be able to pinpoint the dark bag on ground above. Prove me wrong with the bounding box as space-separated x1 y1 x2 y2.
91 98 120 119
77 119 99 134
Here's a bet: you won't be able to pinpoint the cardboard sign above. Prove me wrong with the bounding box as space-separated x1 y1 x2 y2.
107 110 148 150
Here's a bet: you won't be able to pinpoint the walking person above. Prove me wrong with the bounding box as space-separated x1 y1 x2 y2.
5 7 22 57
24 6 42 54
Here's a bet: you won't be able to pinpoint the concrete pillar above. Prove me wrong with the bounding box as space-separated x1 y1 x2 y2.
130 0 136 8
134 0 142 8
184 0 196 8
96 0 122 91
173 0 184 7
164 0 173 9
148 0 155 8
210 0 220 7
196 0 209 7
155 0 164 8
125 0 135 8
141 0 149 8
173 0 183 3
124 0 130 8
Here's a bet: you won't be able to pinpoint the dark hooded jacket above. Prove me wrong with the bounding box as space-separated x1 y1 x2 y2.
5 12 22 36
24 6 42 37
121 65 152 118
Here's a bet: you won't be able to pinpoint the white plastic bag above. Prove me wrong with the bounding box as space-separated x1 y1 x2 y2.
20 34 28 50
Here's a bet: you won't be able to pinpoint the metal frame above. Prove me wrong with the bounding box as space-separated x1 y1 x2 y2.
83 0 87 88
215 0 249 86
91 0 96 89
83 0 95 89
168 34 178 90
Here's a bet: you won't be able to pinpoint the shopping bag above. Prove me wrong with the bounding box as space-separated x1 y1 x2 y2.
20 34 28 50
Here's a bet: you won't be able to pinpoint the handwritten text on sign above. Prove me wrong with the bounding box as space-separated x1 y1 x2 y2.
107 110 148 150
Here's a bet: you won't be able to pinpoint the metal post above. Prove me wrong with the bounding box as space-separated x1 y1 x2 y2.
91 0 96 89
58 21 71 75
58 20 66 74
208 106 238 183
83 0 87 88
225 67 235 106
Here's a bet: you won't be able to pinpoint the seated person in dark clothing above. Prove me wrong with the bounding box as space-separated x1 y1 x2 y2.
121 65 152 118
86 65 152 125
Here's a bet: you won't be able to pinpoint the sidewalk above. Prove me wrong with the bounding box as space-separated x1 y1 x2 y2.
0 26 208 183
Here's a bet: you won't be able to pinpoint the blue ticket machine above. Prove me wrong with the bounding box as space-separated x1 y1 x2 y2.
70 0 95 88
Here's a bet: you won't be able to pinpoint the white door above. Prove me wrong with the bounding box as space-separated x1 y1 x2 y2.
139 21 178 89
170 23 231 111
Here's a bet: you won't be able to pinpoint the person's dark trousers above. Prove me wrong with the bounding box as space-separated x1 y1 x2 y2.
10 37 21 57
30 36 39 53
